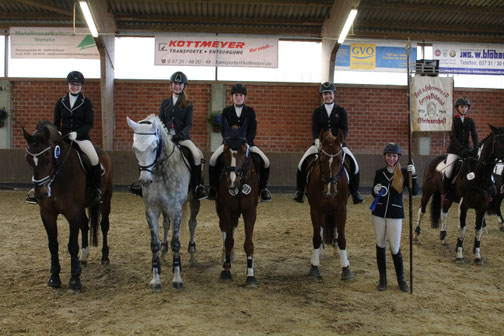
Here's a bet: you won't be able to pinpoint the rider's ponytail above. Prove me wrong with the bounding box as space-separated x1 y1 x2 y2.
391 163 404 193
179 92 191 109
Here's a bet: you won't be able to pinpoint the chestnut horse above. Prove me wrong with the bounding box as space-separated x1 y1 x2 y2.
215 121 259 287
415 125 504 263
306 130 353 281
23 121 113 291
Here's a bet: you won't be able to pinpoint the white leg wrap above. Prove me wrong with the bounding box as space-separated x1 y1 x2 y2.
440 211 448 232
456 247 464 259
172 266 183 284
150 268 161 287
338 249 350 268
311 248 321 266
246 257 254 277
80 247 90 263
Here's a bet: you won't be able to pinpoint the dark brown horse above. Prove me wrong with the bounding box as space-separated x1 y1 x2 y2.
215 122 259 287
23 121 113 291
306 129 353 281
487 167 504 231
415 125 504 263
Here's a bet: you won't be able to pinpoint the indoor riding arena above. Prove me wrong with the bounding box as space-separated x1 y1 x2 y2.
1 0 504 335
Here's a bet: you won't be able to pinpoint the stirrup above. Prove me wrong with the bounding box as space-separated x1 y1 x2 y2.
352 191 364 204
293 190 304 203
195 185 208 200
25 188 37 204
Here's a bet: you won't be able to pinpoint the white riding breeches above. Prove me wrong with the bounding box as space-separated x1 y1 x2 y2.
343 146 359 174
74 139 99 166
372 215 402 255
210 144 269 168
445 153 458 178
179 140 203 166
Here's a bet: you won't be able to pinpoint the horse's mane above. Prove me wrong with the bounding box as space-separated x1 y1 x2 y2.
478 132 493 148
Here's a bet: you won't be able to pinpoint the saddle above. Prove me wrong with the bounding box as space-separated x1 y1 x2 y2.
68 141 104 183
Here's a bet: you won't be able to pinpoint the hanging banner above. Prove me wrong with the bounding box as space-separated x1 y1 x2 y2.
155 35 278 68
10 27 99 59
432 43 504 75
335 43 417 72
411 76 453 132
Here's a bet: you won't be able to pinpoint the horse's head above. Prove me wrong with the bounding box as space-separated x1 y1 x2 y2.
127 116 163 185
221 119 251 195
318 129 345 198
23 122 63 199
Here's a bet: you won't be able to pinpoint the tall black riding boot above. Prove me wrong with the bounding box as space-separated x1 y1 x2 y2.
392 250 409 293
349 172 364 204
192 165 208 200
91 164 103 204
376 245 387 291
208 165 218 200
293 168 306 203
259 166 271 202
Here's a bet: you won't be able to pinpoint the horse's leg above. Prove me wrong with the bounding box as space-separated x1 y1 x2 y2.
473 211 485 264
220 218 236 264
308 209 323 279
414 188 433 243
99 199 111 265
160 211 170 266
170 210 184 289
146 208 162 291
41 212 62 288
440 201 452 243
187 198 200 266
243 209 258 287
496 196 504 232
334 212 353 281
67 213 83 292
220 213 237 281
455 200 468 262
77 210 90 266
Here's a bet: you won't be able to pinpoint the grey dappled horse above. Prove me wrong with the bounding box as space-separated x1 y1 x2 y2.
127 115 200 290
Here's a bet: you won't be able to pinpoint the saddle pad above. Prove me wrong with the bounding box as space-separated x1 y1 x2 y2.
435 160 447 173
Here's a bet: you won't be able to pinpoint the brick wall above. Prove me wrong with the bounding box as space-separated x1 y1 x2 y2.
10 79 504 155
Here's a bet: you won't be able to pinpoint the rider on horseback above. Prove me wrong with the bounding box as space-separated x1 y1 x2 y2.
207 83 272 202
54 71 102 204
294 82 363 204
443 96 479 201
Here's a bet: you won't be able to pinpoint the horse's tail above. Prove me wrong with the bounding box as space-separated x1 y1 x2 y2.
323 213 336 245
430 190 441 229
89 203 100 247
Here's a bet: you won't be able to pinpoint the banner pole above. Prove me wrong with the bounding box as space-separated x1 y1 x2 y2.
405 39 413 294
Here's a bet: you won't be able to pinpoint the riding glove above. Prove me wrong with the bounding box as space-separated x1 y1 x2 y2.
68 131 77 141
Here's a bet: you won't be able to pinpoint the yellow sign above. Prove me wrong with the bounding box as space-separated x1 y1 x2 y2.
350 43 376 70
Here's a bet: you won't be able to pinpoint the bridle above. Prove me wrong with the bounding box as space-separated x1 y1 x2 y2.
133 126 174 174
318 144 345 185
222 142 251 197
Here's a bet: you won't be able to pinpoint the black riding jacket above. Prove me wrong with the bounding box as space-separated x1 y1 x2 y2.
220 104 257 146
53 92 94 140
447 114 479 155
312 103 348 140
159 94 193 141
371 167 418 219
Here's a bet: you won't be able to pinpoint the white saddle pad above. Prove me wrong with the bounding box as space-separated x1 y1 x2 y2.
435 160 447 173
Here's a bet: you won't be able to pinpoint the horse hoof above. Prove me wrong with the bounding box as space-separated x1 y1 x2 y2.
189 256 198 267
440 231 447 241
341 267 354 281
48 275 62 288
150 283 162 292
80 260 87 267
172 282 184 290
455 257 464 263
101 258 110 265
68 277 82 292
308 265 321 280
220 270 233 281
246 276 258 288
474 258 484 265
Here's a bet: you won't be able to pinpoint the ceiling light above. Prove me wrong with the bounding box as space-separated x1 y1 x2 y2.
338 9 358 44
79 1 98 37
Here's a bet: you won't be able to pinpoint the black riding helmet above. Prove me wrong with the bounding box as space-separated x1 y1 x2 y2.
66 71 85 84
454 96 471 108
170 71 188 84
231 83 247 95
319 82 335 94
383 142 402 156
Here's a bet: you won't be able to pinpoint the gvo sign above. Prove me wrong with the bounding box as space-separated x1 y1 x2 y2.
351 45 375 59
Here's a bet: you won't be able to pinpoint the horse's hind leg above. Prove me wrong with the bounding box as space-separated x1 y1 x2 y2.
187 198 200 266
79 211 90 266
473 212 485 264
243 209 258 287
99 198 111 264
160 211 170 266
415 188 433 243
146 210 162 291
455 201 468 262
67 214 83 292
41 213 62 288
334 214 353 281
440 200 452 243
170 211 184 289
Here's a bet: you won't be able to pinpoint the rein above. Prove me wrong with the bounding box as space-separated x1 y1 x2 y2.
318 146 345 184
222 143 251 197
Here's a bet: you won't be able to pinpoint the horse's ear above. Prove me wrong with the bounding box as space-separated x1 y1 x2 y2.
127 117 139 131
489 124 498 133
41 127 51 141
22 127 32 143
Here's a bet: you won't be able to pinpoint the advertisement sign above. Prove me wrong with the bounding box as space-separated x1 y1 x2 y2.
335 43 417 72
10 27 99 59
155 35 278 68
411 76 453 132
432 43 504 75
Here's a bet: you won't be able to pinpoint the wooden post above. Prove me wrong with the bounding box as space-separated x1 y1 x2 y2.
405 39 413 294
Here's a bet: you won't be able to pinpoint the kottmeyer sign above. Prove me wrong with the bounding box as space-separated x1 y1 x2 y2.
154 35 278 68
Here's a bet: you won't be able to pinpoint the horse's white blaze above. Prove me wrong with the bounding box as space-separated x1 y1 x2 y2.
246 256 254 277
338 249 350 268
172 266 183 284
311 248 321 266
80 247 90 263
229 154 237 187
